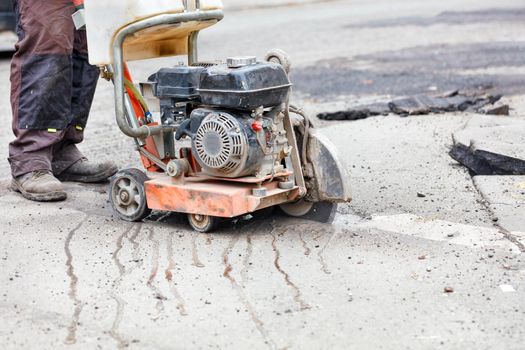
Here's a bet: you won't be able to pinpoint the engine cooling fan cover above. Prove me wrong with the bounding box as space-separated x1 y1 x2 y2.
192 112 248 176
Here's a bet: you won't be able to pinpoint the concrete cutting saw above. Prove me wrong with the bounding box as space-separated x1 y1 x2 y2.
77 0 351 232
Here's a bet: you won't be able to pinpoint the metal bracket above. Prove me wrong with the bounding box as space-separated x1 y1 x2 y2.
283 105 307 196
138 147 167 171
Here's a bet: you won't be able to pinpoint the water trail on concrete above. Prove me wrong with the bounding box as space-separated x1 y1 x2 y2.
109 223 136 349
317 227 338 275
147 228 166 320
270 225 311 311
313 229 324 241
239 222 258 286
109 295 128 350
191 233 205 268
241 232 254 285
128 223 144 267
64 216 89 345
298 231 312 256
283 223 312 256
222 233 277 349
165 231 188 316
291 223 313 256
112 224 134 275
222 235 239 281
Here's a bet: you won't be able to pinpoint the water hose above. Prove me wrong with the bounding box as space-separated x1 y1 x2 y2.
124 78 152 122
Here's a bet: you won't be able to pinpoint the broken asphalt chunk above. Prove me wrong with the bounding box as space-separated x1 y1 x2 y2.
317 88 503 120
450 116 525 175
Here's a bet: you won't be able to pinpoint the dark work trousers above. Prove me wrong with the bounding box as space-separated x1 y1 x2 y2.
8 0 99 178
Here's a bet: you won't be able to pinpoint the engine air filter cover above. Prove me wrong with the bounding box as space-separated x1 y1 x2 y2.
192 112 250 177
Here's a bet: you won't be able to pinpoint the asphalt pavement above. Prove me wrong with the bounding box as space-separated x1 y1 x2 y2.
0 0 524 349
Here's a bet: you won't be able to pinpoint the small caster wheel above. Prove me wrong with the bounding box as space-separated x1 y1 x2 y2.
109 168 152 222
265 48 291 74
279 200 338 224
187 213 220 233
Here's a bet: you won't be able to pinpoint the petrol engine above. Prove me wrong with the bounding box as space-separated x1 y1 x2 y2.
146 57 293 178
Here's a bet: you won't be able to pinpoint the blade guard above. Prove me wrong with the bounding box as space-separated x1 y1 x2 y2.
306 129 352 203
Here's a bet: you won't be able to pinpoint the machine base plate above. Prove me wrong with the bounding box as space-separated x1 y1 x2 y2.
144 173 301 218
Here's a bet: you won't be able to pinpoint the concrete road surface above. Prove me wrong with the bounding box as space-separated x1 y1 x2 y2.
1 0 524 349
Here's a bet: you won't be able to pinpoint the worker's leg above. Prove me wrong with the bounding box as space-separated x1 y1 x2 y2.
9 0 116 199
52 29 100 176
8 0 76 179
51 126 84 175
53 28 117 183
53 126 118 183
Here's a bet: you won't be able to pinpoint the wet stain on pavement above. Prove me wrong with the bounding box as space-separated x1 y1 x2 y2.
109 274 128 348
112 224 134 275
222 233 276 349
109 294 128 350
238 222 258 285
241 232 254 285
222 235 239 280
317 228 338 275
313 229 324 241
146 228 166 320
298 232 311 256
191 234 205 268
129 223 143 264
64 216 89 345
109 224 138 350
165 231 188 316
270 229 311 311
294 224 312 256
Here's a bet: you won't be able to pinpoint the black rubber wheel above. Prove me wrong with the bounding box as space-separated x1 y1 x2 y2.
279 200 338 224
187 214 220 233
109 168 152 222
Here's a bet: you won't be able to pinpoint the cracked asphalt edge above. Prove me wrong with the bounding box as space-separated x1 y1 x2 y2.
471 176 525 253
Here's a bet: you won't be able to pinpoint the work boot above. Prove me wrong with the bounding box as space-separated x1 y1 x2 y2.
11 171 67 202
57 158 118 183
